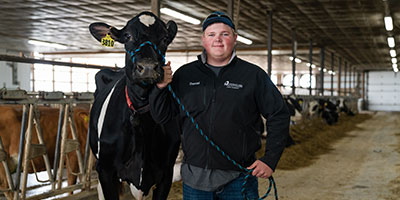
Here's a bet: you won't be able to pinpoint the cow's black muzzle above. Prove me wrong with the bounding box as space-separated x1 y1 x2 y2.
127 41 165 84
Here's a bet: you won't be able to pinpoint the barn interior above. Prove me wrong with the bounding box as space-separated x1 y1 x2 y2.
1 0 399 102
0 0 400 199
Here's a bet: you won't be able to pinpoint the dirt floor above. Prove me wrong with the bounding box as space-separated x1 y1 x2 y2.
259 111 400 200
166 111 400 200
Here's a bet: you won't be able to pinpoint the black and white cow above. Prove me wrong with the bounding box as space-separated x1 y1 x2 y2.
284 95 303 124
88 11 180 200
336 98 355 116
317 99 339 125
307 98 342 125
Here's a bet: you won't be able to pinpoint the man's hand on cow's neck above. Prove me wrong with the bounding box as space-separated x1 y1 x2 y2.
156 61 172 89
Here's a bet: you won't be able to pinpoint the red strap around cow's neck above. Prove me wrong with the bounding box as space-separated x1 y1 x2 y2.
125 85 136 112
125 85 150 114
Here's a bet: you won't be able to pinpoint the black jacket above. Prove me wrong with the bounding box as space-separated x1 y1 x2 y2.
150 55 290 171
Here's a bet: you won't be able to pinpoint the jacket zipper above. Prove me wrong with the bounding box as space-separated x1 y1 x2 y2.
204 64 223 169
206 80 217 169
242 129 247 164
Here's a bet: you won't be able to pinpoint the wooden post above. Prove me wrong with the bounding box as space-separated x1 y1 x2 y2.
151 0 160 17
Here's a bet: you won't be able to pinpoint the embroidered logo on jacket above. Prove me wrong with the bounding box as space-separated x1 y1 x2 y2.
224 81 243 89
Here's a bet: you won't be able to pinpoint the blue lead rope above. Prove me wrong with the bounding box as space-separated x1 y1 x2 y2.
168 85 278 200
126 41 166 65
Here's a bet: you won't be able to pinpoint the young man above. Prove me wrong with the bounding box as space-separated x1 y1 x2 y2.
150 11 290 199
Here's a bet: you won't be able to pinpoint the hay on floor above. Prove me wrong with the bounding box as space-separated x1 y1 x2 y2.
257 113 372 170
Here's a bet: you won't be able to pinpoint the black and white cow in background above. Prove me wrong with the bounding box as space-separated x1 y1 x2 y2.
283 95 304 146
336 98 355 116
307 99 339 125
284 95 304 124
317 99 339 125
88 11 180 200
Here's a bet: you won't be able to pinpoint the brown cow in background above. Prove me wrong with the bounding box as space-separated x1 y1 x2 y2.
0 105 89 199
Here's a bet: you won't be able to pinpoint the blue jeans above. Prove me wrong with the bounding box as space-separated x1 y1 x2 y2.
183 174 259 200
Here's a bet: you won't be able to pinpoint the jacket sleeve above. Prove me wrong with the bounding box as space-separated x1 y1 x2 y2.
255 71 290 171
149 85 179 124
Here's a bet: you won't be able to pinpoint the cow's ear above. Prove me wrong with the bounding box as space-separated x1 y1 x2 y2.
165 21 178 45
89 22 121 43
78 112 89 124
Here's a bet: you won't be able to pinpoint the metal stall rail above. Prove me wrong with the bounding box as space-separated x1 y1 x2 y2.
0 88 96 200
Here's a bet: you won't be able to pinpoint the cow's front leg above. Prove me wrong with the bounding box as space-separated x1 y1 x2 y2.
96 162 120 200
152 126 181 200
152 169 173 200
152 150 179 200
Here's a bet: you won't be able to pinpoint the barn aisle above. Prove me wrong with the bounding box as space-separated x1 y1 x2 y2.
263 112 400 200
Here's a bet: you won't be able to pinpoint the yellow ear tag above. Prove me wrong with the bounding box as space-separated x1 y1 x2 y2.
101 34 115 47
84 115 89 123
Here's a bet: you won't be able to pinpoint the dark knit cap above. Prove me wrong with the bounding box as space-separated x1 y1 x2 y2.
202 11 235 31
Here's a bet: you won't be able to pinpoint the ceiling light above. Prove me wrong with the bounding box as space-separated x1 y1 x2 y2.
392 57 398 64
28 40 68 49
387 37 395 48
271 50 279 55
384 16 393 31
390 49 397 57
289 56 301 63
393 63 398 69
394 67 399 73
237 35 252 45
160 8 200 25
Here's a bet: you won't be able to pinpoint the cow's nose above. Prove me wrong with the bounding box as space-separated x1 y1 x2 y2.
136 64 152 74
135 63 159 79
137 64 145 73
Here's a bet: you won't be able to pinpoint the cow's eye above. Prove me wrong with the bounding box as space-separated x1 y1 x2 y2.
161 37 169 44
123 33 132 41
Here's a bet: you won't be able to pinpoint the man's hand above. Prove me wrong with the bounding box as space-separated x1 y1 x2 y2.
247 160 273 179
157 61 172 89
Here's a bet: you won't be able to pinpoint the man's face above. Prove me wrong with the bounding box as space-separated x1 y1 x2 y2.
201 23 237 62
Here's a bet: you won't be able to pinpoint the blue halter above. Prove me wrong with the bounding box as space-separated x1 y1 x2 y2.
126 41 166 65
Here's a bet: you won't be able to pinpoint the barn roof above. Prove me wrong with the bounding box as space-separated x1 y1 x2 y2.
0 0 399 71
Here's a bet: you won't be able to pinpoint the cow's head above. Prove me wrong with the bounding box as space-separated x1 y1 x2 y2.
89 11 177 85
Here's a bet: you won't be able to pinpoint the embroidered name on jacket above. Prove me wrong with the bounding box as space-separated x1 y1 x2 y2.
224 81 243 89
189 81 201 86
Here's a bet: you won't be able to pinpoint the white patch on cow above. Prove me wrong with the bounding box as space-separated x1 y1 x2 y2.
339 98 344 108
308 100 319 118
130 184 144 200
172 163 182 182
97 181 105 200
97 83 117 158
292 109 302 124
140 167 143 185
139 14 155 27
172 150 183 182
